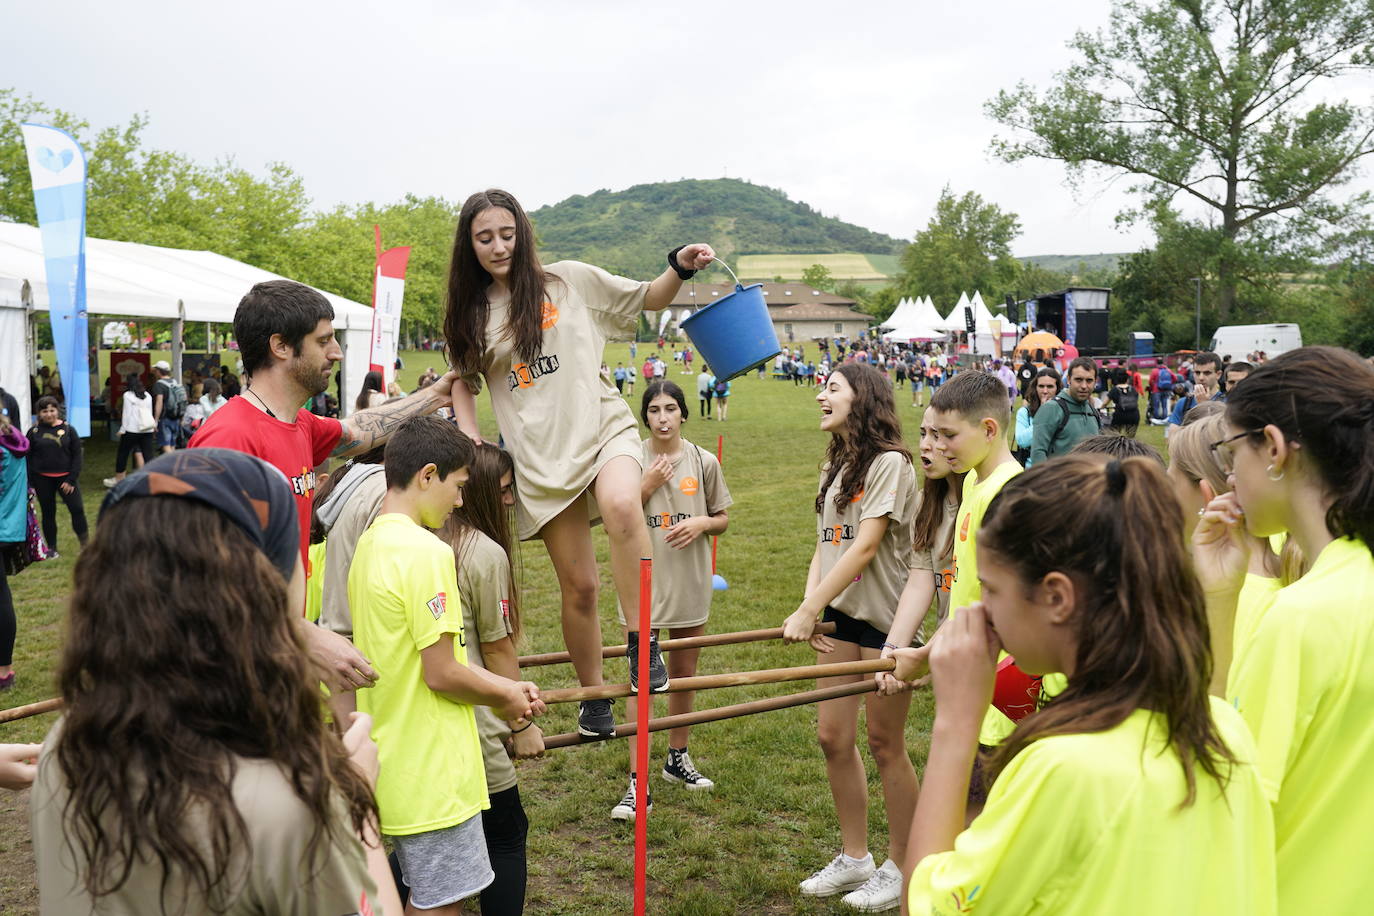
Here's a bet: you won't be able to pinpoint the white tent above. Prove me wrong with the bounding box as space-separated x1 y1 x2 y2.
0 222 377 425
878 297 915 331
912 296 945 332
936 291 971 332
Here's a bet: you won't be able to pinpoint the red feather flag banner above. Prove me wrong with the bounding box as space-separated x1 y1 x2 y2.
369 227 411 390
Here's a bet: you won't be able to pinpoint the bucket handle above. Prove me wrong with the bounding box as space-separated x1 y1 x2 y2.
708 256 742 288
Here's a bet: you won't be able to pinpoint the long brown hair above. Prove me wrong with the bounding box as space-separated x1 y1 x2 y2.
979 455 1237 806
443 189 555 375
912 472 965 558
440 443 522 642
55 498 377 914
1024 367 1062 417
816 362 911 513
1226 346 1374 556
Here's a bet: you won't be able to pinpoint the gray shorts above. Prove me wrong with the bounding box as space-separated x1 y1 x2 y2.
389 814 494 909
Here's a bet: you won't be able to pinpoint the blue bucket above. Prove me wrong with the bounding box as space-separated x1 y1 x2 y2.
681 263 781 380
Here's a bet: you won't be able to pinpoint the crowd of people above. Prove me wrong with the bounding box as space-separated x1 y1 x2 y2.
2 187 1373 914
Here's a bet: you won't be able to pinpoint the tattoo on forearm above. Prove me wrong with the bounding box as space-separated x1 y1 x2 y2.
331 393 438 457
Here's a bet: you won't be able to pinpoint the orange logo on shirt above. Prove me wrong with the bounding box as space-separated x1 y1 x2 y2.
959 512 971 542
680 476 699 496
850 488 865 503
540 300 559 329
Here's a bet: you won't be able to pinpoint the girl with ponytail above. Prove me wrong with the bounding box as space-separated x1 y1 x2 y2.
1193 346 1374 915
896 454 1275 915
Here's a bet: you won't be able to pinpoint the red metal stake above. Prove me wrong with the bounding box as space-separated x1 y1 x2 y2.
634 557 652 916
710 435 724 573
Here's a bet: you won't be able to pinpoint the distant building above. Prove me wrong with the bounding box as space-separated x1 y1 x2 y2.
668 282 872 343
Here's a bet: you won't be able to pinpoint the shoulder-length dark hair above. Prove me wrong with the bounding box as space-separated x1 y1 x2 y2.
1025 367 1062 417
816 362 911 513
55 498 376 915
354 370 384 412
978 454 1237 807
912 472 965 557
440 444 522 642
443 189 555 376
124 373 147 399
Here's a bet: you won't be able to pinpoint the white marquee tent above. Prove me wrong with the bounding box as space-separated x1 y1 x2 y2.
0 222 377 425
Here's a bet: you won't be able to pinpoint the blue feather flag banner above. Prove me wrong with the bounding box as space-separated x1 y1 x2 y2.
20 123 90 436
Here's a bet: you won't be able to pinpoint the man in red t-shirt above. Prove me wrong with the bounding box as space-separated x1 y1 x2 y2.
192 279 459 692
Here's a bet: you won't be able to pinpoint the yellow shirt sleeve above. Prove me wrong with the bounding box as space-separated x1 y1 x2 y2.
404 540 468 661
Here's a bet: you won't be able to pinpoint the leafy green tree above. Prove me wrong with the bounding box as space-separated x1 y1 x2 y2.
801 263 834 291
897 187 1023 309
987 0 1374 319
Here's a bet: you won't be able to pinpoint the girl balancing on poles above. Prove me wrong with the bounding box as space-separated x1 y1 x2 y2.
445 188 715 739
894 454 1276 916
610 380 731 822
782 362 921 913
1192 347 1374 914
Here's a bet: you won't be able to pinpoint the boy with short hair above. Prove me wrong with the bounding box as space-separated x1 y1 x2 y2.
349 415 544 914
925 371 1029 751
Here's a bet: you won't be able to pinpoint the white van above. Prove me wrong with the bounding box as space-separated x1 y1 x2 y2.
1208 323 1302 361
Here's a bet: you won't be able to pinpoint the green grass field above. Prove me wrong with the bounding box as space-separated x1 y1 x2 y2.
0 348 1165 914
738 253 893 281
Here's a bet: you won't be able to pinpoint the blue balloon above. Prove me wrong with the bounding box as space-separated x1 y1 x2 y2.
712 574 728 591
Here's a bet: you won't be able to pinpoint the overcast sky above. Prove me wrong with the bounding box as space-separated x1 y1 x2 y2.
5 0 1371 260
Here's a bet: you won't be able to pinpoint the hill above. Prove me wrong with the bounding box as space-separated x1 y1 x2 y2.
1020 252 1127 274
529 179 904 279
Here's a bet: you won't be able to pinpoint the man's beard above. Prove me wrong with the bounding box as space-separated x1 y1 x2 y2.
290 356 331 398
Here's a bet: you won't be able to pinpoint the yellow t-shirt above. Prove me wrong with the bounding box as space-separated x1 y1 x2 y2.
947 459 1022 616
945 458 1023 745
908 698 1276 916
1227 537 1374 915
1225 573 1281 690
349 513 487 836
305 540 326 624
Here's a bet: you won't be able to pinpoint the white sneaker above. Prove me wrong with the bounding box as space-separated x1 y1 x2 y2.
841 858 903 911
610 778 652 822
800 852 875 897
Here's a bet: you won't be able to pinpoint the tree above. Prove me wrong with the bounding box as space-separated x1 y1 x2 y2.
897 188 1023 309
801 262 834 291
987 0 1374 319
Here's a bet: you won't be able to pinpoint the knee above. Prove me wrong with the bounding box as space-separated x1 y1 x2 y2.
599 493 642 534
866 730 909 768
817 726 855 760
561 575 598 612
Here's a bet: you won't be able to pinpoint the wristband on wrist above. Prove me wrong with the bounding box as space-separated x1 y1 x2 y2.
667 245 696 280
882 642 899 651
510 720 533 734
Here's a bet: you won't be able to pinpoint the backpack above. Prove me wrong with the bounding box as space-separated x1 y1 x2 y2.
714 378 728 395
163 380 188 418
1157 366 1173 389
1051 397 1103 444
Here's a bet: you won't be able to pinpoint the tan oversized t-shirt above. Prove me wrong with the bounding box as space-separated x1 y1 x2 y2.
319 468 388 638
466 261 650 540
455 530 520 795
32 720 379 915
910 490 960 627
816 451 917 632
618 440 733 629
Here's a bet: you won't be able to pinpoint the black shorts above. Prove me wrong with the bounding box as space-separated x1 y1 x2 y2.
822 606 888 650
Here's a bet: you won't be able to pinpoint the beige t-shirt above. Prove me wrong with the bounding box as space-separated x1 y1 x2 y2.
816 451 917 632
910 490 960 627
32 720 379 915
466 261 650 540
319 469 388 638
617 440 733 629
455 530 520 795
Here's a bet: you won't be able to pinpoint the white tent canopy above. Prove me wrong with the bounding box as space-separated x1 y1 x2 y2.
0 222 377 425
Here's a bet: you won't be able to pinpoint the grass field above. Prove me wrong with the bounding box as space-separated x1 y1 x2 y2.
0 348 1166 914
738 253 893 282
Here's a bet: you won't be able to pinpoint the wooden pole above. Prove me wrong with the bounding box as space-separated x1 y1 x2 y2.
633 557 651 916
543 679 878 751
517 622 837 669
0 697 63 725
541 656 895 705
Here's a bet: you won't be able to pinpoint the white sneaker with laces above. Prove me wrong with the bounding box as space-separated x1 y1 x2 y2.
841 858 903 912
799 852 875 897
610 778 653 822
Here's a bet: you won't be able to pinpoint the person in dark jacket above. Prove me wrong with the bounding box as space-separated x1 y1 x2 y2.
1028 357 1103 466
26 396 88 549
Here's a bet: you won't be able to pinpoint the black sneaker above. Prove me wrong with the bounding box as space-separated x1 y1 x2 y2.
610 775 653 821
662 747 714 790
626 631 669 693
578 699 615 739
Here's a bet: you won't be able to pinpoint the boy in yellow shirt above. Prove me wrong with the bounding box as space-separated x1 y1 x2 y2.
924 370 1033 759
349 416 545 913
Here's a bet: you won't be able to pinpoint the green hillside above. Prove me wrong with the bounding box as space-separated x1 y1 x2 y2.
1021 252 1127 274
530 179 904 279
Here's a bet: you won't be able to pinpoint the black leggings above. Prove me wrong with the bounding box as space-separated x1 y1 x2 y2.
389 785 529 914
0 574 14 667
115 431 156 473
30 475 88 547
699 396 712 417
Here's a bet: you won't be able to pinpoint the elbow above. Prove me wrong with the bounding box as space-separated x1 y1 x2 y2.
421 665 447 694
